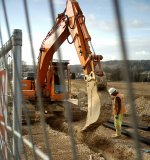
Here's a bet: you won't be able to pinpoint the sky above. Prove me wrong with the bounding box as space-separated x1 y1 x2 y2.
0 0 150 65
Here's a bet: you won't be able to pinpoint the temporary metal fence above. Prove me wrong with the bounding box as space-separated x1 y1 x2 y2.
0 29 23 159
0 0 145 160
0 30 51 160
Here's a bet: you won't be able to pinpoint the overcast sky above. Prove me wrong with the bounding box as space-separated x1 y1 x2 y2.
0 0 150 65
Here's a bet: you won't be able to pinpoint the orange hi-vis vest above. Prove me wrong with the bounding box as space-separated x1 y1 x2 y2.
113 93 126 115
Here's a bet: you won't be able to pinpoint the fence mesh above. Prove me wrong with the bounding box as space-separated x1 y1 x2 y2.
0 0 146 160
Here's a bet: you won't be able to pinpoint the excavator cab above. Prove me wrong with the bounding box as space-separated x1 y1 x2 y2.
45 60 70 101
22 60 70 102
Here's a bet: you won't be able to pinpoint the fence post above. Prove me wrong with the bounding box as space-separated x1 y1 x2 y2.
12 29 22 159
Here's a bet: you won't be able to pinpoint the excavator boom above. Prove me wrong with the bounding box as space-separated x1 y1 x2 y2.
36 0 112 131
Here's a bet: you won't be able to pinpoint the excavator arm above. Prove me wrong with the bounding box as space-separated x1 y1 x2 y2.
37 0 112 131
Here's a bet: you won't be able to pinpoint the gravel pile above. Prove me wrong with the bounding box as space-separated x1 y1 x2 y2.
126 96 150 126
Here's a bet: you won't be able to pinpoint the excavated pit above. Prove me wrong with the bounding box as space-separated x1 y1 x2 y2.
46 114 150 160
45 90 150 160
46 115 111 159
21 81 150 160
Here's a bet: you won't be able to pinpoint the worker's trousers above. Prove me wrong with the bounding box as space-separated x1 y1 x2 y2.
114 114 123 136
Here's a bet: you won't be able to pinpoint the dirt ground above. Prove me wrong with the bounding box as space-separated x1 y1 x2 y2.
22 80 150 160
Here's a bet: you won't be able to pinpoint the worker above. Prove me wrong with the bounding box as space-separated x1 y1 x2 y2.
109 88 126 138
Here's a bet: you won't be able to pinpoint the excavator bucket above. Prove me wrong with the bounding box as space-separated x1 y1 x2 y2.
82 73 112 132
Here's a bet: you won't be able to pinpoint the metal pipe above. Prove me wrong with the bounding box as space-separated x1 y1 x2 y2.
0 31 13 160
0 39 12 58
12 29 22 159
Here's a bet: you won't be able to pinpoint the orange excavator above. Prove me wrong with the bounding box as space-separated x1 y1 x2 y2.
22 0 112 132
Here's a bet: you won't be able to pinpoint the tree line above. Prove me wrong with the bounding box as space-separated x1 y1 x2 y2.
70 60 150 82
103 60 150 82
7 60 150 82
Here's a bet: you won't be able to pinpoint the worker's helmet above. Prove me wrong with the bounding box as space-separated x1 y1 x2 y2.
109 87 117 95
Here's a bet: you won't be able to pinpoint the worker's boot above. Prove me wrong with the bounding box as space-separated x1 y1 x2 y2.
112 134 119 138
116 128 121 136
112 128 121 138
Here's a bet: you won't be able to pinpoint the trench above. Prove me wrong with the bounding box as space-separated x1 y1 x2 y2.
45 114 150 160
45 115 112 159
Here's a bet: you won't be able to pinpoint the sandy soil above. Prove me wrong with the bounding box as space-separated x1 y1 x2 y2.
21 80 150 160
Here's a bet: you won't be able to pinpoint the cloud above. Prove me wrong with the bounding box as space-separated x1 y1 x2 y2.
127 38 150 48
53 0 65 6
129 49 150 60
86 14 95 21
141 28 150 31
93 38 119 47
32 0 42 2
127 38 150 60
135 50 149 56
129 19 143 28
32 0 65 5
133 1 150 12
21 30 47 65
86 14 116 32
54 40 79 65
125 19 150 30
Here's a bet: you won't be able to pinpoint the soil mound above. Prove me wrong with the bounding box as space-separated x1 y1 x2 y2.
126 96 150 127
